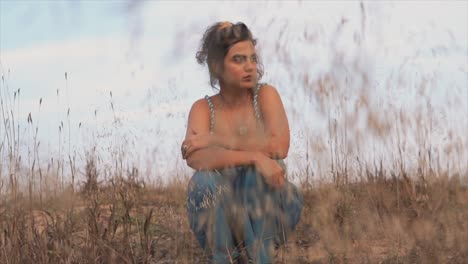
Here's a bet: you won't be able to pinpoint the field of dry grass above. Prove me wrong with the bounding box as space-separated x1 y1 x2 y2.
1 160 467 263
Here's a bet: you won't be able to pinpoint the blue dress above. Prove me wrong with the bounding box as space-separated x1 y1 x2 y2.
186 84 304 263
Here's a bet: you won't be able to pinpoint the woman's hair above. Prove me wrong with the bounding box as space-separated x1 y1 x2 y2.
196 21 264 89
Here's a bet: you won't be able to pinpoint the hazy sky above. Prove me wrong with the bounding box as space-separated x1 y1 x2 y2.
1 1 467 183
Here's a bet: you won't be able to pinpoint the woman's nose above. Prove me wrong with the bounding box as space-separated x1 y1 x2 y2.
244 60 254 72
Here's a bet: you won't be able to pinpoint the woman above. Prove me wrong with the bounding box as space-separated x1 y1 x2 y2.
181 21 303 264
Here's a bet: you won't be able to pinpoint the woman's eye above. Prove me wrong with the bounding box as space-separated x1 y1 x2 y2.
251 56 258 63
233 56 243 62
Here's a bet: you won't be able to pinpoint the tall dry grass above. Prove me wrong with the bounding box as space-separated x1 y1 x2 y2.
0 158 466 263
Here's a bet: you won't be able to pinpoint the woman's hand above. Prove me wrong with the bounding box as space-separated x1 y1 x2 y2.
253 153 285 188
181 133 216 159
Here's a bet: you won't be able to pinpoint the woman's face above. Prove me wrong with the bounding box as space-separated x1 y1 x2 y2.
220 40 258 89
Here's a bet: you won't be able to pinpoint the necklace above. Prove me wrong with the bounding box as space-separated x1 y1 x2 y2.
238 125 248 136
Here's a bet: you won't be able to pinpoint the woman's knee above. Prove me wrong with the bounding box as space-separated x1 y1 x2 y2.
189 171 217 192
188 171 215 210
187 170 229 212
242 167 267 189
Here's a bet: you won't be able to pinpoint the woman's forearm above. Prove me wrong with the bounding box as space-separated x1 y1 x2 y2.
187 146 260 171
213 134 288 159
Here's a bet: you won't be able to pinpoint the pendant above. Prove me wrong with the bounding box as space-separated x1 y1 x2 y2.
238 126 248 136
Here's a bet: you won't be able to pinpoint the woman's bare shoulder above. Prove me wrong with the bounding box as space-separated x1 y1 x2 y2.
257 84 283 103
190 97 210 112
186 97 212 136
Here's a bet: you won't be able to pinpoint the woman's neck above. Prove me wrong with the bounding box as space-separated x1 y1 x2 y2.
218 85 251 107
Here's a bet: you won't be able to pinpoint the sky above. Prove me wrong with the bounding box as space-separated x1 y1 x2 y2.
0 1 467 184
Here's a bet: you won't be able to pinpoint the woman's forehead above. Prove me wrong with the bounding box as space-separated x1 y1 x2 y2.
227 41 256 55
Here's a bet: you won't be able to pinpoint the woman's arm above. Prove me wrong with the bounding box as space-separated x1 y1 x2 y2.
187 146 285 188
212 133 285 159
186 146 258 170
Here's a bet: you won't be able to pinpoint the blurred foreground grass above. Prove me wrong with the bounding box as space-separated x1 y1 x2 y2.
1 161 467 264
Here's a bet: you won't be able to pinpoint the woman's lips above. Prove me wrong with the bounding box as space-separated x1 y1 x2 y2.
242 76 252 81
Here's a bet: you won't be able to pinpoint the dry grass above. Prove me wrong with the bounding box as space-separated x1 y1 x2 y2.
0 163 467 263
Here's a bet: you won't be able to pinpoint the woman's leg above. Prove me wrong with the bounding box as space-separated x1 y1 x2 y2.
235 167 272 263
236 167 304 263
275 181 304 245
187 170 240 263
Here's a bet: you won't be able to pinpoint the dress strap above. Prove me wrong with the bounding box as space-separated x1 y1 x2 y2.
205 95 215 132
253 83 267 121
